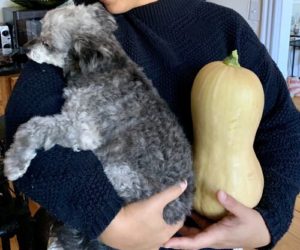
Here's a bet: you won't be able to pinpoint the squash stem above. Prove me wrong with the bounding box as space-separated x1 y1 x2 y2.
223 50 241 67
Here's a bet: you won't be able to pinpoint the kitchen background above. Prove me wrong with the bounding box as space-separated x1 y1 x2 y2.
0 1 299 250
0 0 298 85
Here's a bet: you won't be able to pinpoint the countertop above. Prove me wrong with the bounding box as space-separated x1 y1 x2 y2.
0 63 22 76
0 50 25 76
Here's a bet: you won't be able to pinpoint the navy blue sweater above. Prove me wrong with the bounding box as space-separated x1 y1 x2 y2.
5 0 300 248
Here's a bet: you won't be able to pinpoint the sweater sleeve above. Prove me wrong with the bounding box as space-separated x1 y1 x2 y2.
237 21 300 249
5 60 124 239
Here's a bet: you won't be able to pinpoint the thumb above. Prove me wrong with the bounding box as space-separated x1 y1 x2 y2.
151 180 188 207
217 190 248 217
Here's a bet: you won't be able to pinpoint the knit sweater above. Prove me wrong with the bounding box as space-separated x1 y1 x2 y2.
5 0 300 249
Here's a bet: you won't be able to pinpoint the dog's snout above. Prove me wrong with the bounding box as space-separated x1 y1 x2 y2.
22 47 31 54
23 38 39 52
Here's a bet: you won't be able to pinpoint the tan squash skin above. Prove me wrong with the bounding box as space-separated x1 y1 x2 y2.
191 53 265 220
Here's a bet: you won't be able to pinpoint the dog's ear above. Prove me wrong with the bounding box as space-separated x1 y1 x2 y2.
65 34 124 75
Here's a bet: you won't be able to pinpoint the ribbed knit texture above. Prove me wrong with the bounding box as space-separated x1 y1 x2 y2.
5 0 300 248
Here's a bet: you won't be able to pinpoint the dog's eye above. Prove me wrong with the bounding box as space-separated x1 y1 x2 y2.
42 41 50 48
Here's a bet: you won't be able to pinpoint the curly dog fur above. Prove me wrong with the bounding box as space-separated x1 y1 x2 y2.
4 3 194 249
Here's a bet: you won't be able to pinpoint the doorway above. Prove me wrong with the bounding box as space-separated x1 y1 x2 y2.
259 0 293 79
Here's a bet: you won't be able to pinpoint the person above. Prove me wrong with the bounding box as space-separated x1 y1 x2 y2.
5 0 300 249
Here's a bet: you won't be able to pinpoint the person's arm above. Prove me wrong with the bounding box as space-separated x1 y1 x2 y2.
165 12 300 250
5 60 124 239
6 60 187 249
236 22 300 249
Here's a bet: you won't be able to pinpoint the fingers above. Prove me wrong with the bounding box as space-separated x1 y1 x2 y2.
165 221 230 249
165 191 262 250
150 180 188 207
217 190 248 217
164 230 215 249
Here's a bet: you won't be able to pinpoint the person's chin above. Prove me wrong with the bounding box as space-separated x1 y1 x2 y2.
99 0 153 14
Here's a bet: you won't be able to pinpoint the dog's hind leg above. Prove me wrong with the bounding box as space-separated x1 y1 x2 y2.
50 223 115 250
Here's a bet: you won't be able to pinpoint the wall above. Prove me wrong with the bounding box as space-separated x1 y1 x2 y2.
207 0 293 79
0 0 17 23
207 0 262 36
289 0 300 77
292 2 300 32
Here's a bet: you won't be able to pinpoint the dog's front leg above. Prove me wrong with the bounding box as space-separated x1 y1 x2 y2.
4 114 74 181
4 112 102 181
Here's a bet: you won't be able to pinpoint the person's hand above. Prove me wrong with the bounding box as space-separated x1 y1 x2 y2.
163 190 271 250
99 181 187 250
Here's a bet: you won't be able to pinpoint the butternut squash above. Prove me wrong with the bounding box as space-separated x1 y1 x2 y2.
191 50 264 220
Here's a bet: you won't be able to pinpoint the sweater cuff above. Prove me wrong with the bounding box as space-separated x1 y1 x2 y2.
255 207 280 250
72 168 125 239
254 178 299 250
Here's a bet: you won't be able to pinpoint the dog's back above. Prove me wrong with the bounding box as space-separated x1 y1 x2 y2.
63 61 194 224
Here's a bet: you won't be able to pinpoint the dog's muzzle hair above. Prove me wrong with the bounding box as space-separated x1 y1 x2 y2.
5 3 194 250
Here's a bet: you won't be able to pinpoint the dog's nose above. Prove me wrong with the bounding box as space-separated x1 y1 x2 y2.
23 38 39 58
23 38 38 52
22 47 31 54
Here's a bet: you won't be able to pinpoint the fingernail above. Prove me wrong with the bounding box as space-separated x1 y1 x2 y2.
162 243 173 249
219 190 227 202
179 180 187 190
164 245 180 249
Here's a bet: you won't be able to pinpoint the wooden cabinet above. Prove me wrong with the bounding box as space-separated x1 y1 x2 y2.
274 195 300 250
0 74 19 116
10 75 19 90
293 96 300 111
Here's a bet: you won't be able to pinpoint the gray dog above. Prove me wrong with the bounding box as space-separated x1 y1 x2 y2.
4 3 194 249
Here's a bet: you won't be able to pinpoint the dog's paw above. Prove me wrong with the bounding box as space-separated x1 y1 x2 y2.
78 137 100 151
78 126 101 150
72 144 81 152
4 147 37 181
